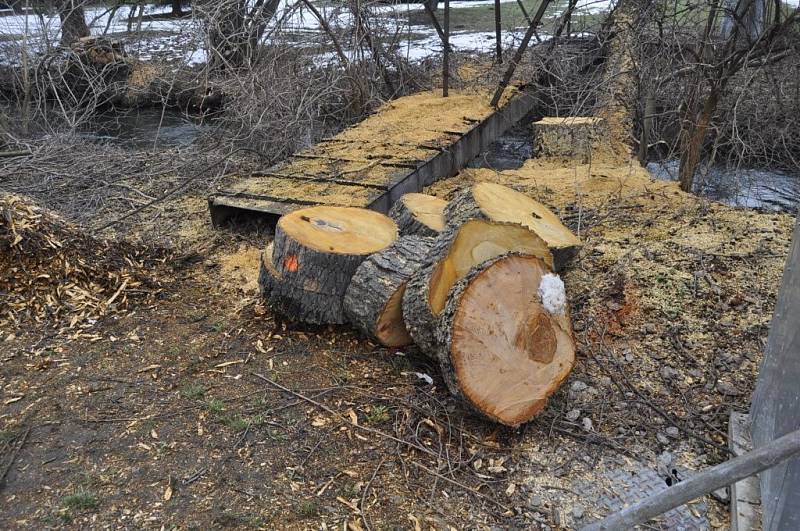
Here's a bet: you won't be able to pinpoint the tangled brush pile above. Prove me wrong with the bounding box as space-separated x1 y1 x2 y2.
0 193 167 337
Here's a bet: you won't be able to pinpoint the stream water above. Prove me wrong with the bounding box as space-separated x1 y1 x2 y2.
647 160 799 213
474 126 799 213
81 108 211 148
87 111 797 213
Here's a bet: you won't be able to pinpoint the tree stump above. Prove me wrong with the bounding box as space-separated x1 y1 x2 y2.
436 253 576 427
267 206 397 324
388 193 447 237
344 236 435 347
403 219 553 355
445 182 581 271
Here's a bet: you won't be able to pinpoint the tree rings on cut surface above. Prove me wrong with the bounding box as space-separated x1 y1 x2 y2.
388 193 447 237
445 182 581 270
266 206 398 324
344 236 435 347
436 253 576 427
403 219 554 355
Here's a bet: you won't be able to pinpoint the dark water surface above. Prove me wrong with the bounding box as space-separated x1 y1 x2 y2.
647 160 799 213
472 126 799 213
85 108 211 148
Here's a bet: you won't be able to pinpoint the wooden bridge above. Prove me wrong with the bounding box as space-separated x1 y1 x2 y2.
208 89 536 226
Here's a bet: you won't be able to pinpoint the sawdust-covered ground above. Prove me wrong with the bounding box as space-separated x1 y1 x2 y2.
1 149 794 529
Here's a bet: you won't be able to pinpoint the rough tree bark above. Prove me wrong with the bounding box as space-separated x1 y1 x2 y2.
344 235 435 347
264 206 397 324
678 88 720 192
260 243 347 324
388 193 446 237
172 0 183 17
58 0 90 47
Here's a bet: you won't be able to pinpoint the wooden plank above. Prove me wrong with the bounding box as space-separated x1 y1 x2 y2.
729 412 762 531
750 216 800 531
208 89 536 226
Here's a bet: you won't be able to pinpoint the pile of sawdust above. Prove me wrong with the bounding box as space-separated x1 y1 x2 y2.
218 244 261 297
427 157 793 528
229 174 381 207
334 89 514 151
0 193 166 338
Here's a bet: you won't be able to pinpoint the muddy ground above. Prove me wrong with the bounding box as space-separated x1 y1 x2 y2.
1 150 795 530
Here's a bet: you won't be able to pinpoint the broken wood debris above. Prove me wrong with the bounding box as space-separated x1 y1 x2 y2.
0 193 167 339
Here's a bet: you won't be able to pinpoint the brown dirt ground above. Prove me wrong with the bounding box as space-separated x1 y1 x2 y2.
1 152 795 530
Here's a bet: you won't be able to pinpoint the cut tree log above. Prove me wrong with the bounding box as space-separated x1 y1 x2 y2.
259 243 347 324
436 253 576 426
268 206 398 324
445 182 581 271
344 236 435 347
388 193 447 237
403 219 553 355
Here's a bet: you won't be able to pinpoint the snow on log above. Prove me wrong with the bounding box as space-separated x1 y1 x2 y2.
403 219 553 355
344 236 435 347
266 206 398 324
388 193 447 237
436 253 576 427
445 182 581 271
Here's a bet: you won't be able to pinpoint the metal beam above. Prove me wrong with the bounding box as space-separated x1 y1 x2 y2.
490 0 552 107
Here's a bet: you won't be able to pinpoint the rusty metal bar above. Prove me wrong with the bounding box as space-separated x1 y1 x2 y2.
443 0 450 97
490 0 552 107
494 0 503 62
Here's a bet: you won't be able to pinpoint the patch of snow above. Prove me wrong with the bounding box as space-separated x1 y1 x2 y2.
414 372 434 385
538 273 566 316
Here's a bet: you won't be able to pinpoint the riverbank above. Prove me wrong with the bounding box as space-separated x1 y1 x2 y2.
1 132 795 527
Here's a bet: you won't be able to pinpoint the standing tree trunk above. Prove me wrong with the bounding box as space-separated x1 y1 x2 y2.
172 0 183 17
58 0 90 47
678 88 720 192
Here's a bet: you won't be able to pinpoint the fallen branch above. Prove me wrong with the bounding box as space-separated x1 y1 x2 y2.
251 372 437 458
0 427 31 491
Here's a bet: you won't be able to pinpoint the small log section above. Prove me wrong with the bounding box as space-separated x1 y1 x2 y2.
436 253 576 427
260 243 348 324
344 236 435 347
388 193 447 237
403 218 553 355
265 206 397 324
445 182 581 271
533 116 606 162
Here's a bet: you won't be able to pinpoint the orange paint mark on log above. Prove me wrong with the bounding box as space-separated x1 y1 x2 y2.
283 255 299 272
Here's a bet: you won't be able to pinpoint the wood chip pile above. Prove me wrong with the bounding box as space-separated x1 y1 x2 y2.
259 183 583 426
0 193 165 337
